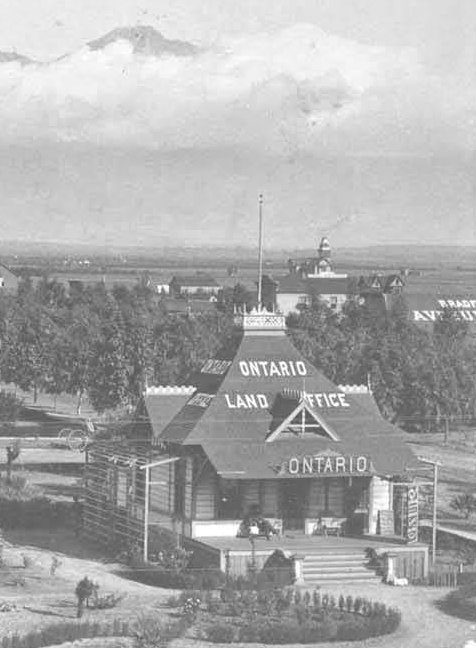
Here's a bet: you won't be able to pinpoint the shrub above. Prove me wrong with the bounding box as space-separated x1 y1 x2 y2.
450 493 476 519
90 592 124 610
202 589 402 644
264 620 302 644
0 619 129 648
205 623 237 643
75 577 98 618
335 615 370 641
0 495 72 529
182 595 201 622
0 392 23 422
313 590 321 610
132 615 187 648
295 603 311 625
238 620 263 643
258 550 295 588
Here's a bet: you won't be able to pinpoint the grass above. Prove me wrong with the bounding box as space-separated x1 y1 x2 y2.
437 583 476 621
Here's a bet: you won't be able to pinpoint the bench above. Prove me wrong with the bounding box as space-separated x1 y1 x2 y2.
307 516 347 537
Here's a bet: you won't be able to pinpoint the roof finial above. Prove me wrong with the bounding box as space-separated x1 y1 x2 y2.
257 193 264 311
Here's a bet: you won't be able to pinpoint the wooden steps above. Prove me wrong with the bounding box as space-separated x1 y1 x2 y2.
302 550 381 584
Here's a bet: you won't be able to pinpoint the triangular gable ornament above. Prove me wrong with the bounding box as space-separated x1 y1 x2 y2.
266 399 340 443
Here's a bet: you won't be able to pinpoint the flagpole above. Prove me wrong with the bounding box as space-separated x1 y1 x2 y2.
257 194 264 310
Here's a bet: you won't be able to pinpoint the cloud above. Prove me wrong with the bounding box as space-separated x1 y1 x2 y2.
0 24 472 154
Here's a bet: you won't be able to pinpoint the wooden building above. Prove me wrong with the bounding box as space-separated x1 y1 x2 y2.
84 307 429 580
0 263 20 294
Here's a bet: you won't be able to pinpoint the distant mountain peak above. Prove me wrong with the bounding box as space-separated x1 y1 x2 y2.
0 51 35 65
87 25 197 57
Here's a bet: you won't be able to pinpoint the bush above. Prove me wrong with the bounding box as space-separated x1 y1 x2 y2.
0 392 23 422
0 619 129 648
258 550 295 588
204 623 237 643
75 576 98 617
90 592 124 610
132 615 187 648
0 495 73 529
450 493 476 519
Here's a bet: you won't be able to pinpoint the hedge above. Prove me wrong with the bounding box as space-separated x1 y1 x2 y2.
0 498 74 529
0 619 129 648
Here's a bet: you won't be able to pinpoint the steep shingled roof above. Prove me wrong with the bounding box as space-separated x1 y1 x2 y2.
152 315 417 478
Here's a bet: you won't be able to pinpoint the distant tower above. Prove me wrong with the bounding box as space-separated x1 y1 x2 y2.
317 236 332 275
318 236 331 261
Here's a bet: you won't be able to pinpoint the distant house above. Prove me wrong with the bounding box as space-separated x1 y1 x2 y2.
272 274 350 315
169 273 221 298
266 237 351 316
161 297 218 316
357 272 405 316
358 272 404 296
0 263 19 294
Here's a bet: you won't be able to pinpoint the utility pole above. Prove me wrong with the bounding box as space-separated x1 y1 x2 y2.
257 194 264 310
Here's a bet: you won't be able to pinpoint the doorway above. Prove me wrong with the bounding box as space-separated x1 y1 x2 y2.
280 480 309 531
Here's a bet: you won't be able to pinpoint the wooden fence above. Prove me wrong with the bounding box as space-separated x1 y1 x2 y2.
428 564 459 588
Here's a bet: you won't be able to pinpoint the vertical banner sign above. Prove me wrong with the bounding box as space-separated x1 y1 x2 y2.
407 485 419 544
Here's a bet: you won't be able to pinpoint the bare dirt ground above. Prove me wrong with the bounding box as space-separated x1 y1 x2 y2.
0 528 475 648
0 531 171 639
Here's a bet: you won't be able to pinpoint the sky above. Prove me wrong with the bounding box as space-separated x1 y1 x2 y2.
0 0 475 249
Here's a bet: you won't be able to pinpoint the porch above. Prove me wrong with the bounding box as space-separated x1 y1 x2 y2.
182 531 430 584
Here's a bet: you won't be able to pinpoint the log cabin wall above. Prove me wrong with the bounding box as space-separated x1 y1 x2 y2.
193 460 217 520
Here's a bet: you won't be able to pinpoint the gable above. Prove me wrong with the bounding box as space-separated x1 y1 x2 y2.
266 396 340 443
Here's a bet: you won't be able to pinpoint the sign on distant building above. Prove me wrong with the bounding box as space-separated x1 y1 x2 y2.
410 297 476 323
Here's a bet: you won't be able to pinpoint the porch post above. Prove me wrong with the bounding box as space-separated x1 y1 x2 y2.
143 465 150 562
432 462 438 564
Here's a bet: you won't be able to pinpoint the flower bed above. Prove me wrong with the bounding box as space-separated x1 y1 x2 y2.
168 588 401 644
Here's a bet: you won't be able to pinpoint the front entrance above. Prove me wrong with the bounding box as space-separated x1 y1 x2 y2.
280 480 308 531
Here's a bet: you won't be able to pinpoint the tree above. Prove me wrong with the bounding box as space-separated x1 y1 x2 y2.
450 493 476 520
75 576 97 618
87 299 130 413
0 391 23 422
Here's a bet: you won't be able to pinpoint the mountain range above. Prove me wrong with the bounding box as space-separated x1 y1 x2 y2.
0 51 34 65
0 25 197 65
